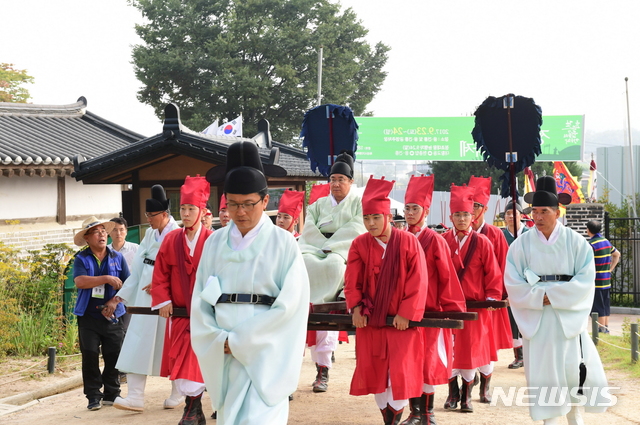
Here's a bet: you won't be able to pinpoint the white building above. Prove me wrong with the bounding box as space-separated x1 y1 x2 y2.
0 97 144 251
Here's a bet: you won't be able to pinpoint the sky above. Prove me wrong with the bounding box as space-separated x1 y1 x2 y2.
3 0 640 159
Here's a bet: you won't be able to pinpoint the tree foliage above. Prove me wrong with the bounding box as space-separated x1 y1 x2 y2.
430 161 584 195
0 63 34 103
129 0 389 142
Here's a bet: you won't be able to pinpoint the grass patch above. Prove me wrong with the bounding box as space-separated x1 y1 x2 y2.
596 333 640 379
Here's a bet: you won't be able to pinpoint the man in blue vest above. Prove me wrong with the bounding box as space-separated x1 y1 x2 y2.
73 216 130 411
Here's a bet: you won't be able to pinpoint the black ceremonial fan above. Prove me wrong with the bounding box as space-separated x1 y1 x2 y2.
471 95 542 197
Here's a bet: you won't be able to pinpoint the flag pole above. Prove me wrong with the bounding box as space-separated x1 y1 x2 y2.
625 77 637 218
317 47 323 107
504 94 519 238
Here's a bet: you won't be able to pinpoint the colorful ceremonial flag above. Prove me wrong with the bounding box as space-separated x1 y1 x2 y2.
217 115 243 137
523 167 536 203
201 120 219 135
588 158 597 201
553 161 585 204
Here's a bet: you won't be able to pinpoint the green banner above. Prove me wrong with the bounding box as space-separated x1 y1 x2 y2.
355 115 584 161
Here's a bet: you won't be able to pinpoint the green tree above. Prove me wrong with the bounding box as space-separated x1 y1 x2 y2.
129 0 389 142
0 63 34 103
430 161 584 195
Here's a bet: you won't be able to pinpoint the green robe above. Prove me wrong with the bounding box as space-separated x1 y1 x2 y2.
298 190 366 303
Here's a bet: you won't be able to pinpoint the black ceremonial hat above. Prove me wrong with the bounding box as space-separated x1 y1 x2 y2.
329 151 354 179
523 176 571 207
223 141 268 194
146 184 170 212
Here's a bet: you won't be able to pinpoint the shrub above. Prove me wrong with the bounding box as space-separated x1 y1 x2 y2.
0 242 77 356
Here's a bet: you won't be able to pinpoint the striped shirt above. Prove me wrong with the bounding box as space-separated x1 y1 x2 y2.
588 233 617 289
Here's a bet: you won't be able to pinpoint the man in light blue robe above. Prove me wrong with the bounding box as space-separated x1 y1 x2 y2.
505 176 610 425
113 185 182 412
191 141 310 425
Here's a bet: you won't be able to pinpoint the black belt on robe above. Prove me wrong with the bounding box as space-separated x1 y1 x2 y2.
538 274 573 282
217 293 276 305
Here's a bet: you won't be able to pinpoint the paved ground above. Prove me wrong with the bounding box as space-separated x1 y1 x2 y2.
1 313 638 424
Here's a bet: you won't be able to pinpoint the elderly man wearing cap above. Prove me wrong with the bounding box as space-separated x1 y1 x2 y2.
505 176 609 425
298 151 366 393
112 185 183 413
344 176 428 425
275 189 305 238
151 176 213 425
218 194 231 227
191 141 310 425
441 184 502 414
500 199 530 370
401 175 466 425
72 216 131 411
201 204 214 230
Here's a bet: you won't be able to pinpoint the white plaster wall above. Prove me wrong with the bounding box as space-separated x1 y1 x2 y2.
0 176 58 219
0 176 122 221
65 177 122 216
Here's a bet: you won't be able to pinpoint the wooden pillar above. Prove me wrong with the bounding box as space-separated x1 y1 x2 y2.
56 176 66 224
132 170 141 225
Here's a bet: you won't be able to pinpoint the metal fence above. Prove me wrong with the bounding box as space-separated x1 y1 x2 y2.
605 212 640 307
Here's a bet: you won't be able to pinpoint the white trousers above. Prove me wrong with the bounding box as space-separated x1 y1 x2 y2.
309 331 338 368
374 376 408 411
174 378 206 397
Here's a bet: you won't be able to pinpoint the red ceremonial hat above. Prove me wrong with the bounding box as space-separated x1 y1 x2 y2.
308 183 330 205
278 189 305 220
405 174 435 208
219 194 227 210
449 184 475 214
468 175 491 206
362 176 395 216
180 175 210 208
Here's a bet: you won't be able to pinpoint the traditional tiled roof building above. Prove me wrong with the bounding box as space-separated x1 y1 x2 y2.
1 98 321 251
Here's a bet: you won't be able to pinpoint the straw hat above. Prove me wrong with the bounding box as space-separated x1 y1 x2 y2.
74 216 116 246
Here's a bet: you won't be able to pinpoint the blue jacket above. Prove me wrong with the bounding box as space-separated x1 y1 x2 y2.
73 247 129 317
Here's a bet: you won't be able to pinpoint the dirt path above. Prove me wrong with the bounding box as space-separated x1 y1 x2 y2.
2 340 638 424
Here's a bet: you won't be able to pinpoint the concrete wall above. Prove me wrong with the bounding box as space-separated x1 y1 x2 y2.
0 227 76 252
597 145 640 207
0 176 58 219
0 176 122 221
65 177 122 217
0 176 122 253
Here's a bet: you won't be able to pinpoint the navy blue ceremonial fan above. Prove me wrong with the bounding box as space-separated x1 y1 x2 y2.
472 94 542 198
300 104 359 176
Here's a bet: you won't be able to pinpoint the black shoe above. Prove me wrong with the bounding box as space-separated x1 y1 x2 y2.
312 363 329 393
289 394 294 401
443 377 460 410
87 398 102 410
211 411 217 419
179 394 206 425
479 373 492 403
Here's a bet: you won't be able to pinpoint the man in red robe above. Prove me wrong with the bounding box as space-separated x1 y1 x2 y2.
442 184 502 414
275 189 305 238
401 175 466 425
152 175 213 425
345 176 428 425
468 175 512 403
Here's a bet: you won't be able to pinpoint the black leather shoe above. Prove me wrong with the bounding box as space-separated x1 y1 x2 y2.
87 398 102 410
